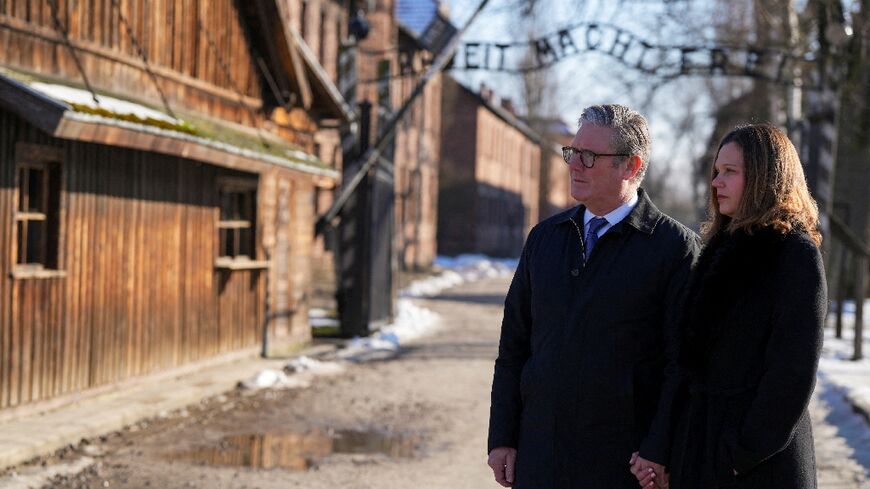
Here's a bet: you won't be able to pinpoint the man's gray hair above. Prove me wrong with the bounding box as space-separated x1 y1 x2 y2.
578 104 651 184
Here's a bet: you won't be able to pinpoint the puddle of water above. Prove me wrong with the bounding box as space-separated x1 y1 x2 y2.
172 429 420 470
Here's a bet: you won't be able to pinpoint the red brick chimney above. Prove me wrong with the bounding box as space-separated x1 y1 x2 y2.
479 82 494 103
501 97 516 115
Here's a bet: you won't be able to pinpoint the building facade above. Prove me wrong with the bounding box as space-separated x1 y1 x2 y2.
342 0 444 271
533 118 576 220
0 0 348 410
392 24 442 270
438 78 541 258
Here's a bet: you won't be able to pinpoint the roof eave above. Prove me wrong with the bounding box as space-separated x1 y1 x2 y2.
286 23 355 123
0 73 68 133
0 72 338 180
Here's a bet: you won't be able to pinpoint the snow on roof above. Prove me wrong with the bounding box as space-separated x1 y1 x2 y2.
29 82 179 124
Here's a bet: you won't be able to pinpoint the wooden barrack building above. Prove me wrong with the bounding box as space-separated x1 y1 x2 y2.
0 0 350 411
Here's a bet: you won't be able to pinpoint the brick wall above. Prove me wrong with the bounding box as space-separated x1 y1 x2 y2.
438 78 542 258
393 29 442 270
541 149 574 220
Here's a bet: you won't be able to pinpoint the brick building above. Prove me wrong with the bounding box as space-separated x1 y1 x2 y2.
282 0 351 298
348 0 444 271
531 118 576 220
392 18 443 270
438 78 542 258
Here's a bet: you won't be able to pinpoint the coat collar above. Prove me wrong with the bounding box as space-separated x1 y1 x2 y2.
556 188 660 235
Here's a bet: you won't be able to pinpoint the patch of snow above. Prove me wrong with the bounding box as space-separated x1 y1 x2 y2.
402 254 517 298
239 369 312 390
337 298 440 362
309 308 339 328
285 148 322 163
29 82 179 124
309 308 331 318
61 110 336 179
819 326 870 420
305 254 516 361
241 369 288 389
240 357 344 391
284 356 345 375
311 317 340 328
829 299 870 316
0 457 95 489
298 254 518 382
818 301 870 435
812 377 870 480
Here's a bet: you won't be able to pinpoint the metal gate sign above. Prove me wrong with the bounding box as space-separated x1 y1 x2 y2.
443 22 824 88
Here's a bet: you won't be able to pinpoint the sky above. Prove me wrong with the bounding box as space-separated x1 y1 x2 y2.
437 0 735 215
435 0 861 223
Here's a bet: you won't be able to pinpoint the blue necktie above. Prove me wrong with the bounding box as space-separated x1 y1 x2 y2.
585 217 608 260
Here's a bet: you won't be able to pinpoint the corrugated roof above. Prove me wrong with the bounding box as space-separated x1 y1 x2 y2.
395 0 439 37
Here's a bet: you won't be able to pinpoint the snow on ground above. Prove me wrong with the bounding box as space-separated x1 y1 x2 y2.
815 300 870 483
334 254 516 362
309 307 339 328
401 255 517 298
819 299 870 421
336 298 440 362
242 255 518 389
0 456 95 489
812 377 870 483
240 356 346 390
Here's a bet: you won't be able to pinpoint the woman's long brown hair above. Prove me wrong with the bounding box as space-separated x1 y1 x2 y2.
701 124 822 246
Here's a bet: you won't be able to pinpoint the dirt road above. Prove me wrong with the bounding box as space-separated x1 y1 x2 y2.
18 275 870 488
40 277 508 489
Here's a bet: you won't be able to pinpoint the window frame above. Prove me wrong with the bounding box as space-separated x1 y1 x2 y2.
12 142 65 280
214 176 268 270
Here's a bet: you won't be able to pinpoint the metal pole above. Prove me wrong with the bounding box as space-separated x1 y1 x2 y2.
316 0 492 230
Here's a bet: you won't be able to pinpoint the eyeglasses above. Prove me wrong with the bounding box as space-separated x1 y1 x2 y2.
561 146 630 168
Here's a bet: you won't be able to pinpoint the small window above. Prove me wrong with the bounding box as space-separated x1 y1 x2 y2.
217 179 257 260
319 8 327 62
377 59 391 109
300 0 309 41
15 144 62 271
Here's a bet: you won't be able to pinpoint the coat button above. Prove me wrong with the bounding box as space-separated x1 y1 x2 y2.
570 268 579 277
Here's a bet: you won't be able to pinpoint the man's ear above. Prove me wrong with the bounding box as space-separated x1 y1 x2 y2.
623 155 642 181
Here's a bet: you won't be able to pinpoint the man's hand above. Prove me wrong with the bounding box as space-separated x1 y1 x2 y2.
629 451 669 488
487 447 517 487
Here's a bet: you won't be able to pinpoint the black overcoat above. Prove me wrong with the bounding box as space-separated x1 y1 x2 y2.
670 228 826 489
488 189 699 488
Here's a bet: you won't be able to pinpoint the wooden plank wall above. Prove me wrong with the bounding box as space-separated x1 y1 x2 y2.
0 0 262 125
0 110 272 409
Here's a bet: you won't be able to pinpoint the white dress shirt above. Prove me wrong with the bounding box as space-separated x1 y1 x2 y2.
583 192 639 238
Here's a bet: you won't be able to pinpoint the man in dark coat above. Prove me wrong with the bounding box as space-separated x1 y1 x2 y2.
487 104 699 488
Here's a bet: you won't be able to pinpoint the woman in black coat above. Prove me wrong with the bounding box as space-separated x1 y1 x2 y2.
634 124 827 489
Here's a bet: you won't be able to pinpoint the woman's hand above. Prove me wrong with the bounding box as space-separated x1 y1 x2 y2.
629 452 669 488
